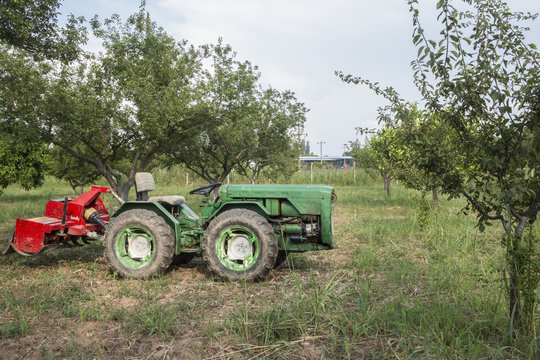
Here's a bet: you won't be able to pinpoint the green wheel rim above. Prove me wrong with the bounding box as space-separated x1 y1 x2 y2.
115 225 155 269
216 225 259 271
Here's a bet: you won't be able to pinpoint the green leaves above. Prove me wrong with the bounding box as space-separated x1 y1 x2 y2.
339 0 540 333
0 0 87 62
167 42 307 184
0 137 45 194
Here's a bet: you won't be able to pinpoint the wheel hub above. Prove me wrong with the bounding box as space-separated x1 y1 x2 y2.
227 235 252 261
127 234 152 260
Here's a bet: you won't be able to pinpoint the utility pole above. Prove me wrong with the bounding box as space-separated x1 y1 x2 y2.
317 141 325 164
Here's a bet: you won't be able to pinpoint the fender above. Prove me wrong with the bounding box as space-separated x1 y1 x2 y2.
202 200 271 225
111 201 182 244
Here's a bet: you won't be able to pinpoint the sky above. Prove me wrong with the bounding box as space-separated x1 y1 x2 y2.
59 0 540 156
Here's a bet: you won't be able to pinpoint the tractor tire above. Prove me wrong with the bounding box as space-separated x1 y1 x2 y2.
203 209 278 282
171 252 195 266
273 251 289 268
104 209 174 279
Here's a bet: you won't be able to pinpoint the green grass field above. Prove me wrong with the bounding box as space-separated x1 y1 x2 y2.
0 174 538 359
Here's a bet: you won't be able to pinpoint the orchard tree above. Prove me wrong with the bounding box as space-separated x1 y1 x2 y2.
235 89 307 184
46 145 102 194
166 41 260 185
0 0 85 195
167 41 307 187
339 0 539 334
0 45 51 194
378 105 456 201
368 130 395 197
0 0 85 61
0 136 46 195
348 140 375 170
34 9 205 200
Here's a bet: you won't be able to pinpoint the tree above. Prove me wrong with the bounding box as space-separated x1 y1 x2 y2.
368 131 395 197
25 9 205 200
0 0 85 195
0 136 46 195
348 128 396 197
165 41 260 186
166 41 307 187
0 45 50 194
339 0 539 335
235 89 307 184
46 145 102 194
0 0 86 61
301 139 311 156
376 105 456 201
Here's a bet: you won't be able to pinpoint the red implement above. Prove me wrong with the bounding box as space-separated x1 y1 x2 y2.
5 186 111 256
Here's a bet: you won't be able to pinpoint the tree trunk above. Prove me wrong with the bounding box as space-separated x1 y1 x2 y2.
432 188 438 202
383 176 391 197
508 229 521 334
120 185 131 201
507 216 530 334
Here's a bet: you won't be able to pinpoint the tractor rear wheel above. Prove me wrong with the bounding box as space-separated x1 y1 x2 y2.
104 209 174 279
203 209 278 281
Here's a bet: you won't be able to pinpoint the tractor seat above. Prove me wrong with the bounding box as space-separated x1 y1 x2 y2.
135 172 185 205
148 195 186 206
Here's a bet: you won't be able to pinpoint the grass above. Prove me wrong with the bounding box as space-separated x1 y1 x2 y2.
0 173 538 359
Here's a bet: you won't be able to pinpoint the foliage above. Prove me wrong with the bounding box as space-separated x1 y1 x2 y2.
1 8 205 200
347 140 376 171
51 9 205 200
339 0 540 335
348 131 395 197
0 47 50 195
300 139 312 156
0 0 86 61
164 40 260 184
46 146 102 194
369 129 396 197
376 105 459 201
0 137 45 195
167 41 307 185
235 89 307 184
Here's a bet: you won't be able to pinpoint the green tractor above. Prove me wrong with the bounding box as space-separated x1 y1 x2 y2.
104 173 337 281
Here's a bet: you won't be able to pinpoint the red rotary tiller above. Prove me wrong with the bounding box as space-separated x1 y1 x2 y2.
2 186 112 256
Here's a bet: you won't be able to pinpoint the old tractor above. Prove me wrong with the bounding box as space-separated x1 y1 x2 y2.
3 173 336 281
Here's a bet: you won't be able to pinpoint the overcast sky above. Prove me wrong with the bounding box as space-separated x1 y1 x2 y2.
60 0 540 156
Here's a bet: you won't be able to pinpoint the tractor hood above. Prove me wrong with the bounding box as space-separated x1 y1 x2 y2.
220 184 334 215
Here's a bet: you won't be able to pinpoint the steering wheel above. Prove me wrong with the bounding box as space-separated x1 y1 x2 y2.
189 182 222 197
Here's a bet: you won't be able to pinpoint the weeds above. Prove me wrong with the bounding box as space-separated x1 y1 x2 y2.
131 303 180 339
0 176 538 359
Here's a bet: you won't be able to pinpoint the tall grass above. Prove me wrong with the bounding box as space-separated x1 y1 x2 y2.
0 172 538 359
218 185 539 359
153 165 379 187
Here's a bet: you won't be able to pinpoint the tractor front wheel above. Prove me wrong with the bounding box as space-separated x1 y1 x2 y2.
104 209 174 279
203 209 278 281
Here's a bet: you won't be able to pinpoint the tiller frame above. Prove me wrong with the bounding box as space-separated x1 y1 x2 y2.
3 186 113 256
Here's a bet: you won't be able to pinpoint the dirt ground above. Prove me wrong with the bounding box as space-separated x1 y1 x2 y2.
0 206 368 360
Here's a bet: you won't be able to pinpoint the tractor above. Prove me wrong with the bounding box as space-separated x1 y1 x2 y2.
3 173 336 281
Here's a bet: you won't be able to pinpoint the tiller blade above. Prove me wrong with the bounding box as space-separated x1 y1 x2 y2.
1 228 15 255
